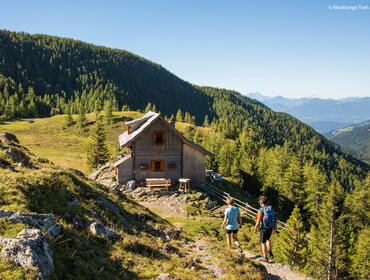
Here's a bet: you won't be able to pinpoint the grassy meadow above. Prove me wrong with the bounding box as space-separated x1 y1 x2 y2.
0 112 212 174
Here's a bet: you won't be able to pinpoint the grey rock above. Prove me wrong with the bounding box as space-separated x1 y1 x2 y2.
89 222 121 239
0 210 61 240
4 148 29 164
0 132 19 143
157 273 173 279
125 180 136 191
97 198 120 215
204 197 218 210
88 163 113 181
0 229 54 280
164 228 182 240
67 199 81 207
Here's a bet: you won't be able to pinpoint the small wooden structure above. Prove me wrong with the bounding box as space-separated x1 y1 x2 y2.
114 111 214 185
178 178 191 192
146 178 171 191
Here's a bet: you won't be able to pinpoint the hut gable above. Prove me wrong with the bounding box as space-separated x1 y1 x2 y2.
114 111 213 184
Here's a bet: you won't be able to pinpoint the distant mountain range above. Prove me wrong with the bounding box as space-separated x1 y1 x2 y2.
325 120 370 164
247 93 370 133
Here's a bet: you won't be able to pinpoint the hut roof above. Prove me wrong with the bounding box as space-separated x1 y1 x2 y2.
113 153 132 168
117 111 213 157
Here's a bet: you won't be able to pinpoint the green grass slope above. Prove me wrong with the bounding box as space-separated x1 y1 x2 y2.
0 136 266 280
0 111 211 174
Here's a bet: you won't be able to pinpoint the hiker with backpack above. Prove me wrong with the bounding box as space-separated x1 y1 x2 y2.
221 197 243 253
254 196 277 262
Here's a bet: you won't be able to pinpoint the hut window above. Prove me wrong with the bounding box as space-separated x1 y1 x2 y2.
152 131 166 146
151 160 164 172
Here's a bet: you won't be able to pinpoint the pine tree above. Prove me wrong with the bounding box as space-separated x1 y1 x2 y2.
184 112 192 123
304 164 328 224
104 99 113 124
203 115 209 127
176 109 183 122
350 227 369 280
282 157 305 207
275 205 307 269
64 104 74 127
94 100 102 120
77 105 86 127
87 117 110 169
121 104 130 111
305 181 345 280
144 102 152 113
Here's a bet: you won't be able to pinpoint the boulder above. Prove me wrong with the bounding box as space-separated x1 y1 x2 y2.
204 197 218 210
89 222 121 239
157 273 173 279
125 180 136 191
0 132 19 144
0 229 54 280
0 210 62 240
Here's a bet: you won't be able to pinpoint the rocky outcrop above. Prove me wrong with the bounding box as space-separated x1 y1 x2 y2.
204 197 218 210
0 132 19 144
88 163 115 185
89 222 121 239
3 147 30 165
0 229 54 280
0 210 62 240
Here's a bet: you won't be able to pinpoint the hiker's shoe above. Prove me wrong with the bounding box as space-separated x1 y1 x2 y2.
237 246 243 254
261 257 269 263
269 250 274 259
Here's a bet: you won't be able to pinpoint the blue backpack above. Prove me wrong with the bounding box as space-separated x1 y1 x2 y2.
262 206 276 228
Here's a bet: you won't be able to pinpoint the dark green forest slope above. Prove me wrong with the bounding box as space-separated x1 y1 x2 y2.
0 29 369 279
325 120 370 164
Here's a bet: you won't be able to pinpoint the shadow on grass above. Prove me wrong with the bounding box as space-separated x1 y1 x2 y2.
121 241 170 260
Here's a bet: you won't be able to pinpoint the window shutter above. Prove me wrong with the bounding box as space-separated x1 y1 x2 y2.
115 167 118 175
152 131 166 145
151 160 155 171
160 160 165 171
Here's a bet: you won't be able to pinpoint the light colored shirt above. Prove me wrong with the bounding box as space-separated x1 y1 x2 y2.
224 206 240 230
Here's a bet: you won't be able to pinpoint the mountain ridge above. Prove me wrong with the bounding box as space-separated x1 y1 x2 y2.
247 93 370 133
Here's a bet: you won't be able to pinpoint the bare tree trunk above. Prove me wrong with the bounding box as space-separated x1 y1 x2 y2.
327 208 334 280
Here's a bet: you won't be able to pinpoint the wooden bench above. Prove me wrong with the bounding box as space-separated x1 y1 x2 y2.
146 178 171 191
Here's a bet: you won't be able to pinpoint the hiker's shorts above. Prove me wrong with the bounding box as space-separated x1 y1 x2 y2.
260 228 273 243
226 229 238 234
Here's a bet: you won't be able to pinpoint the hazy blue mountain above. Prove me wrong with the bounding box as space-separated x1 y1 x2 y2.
247 93 370 133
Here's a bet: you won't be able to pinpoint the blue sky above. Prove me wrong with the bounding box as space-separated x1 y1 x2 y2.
1 0 370 98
